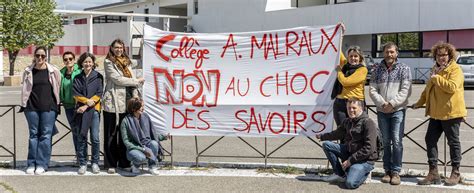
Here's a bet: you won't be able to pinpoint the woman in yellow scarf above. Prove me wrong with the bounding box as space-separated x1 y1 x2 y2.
102 39 145 174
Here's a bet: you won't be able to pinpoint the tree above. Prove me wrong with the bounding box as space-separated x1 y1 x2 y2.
1 0 64 76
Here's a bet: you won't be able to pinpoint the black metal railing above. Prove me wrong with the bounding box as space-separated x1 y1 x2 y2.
0 105 17 168
2 104 473 177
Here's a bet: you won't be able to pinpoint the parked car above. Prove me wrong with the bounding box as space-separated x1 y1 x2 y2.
456 55 474 87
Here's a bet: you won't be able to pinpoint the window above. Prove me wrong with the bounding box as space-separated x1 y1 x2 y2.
295 0 327 7
144 8 149 22
293 0 359 7
422 30 474 58
194 0 198 15
335 0 359 4
92 15 126 24
373 32 421 58
374 30 474 58
449 30 474 49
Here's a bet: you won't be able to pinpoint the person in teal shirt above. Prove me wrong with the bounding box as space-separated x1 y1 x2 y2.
59 51 82 165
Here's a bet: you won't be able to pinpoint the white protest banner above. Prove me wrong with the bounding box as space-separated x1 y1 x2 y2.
142 24 343 137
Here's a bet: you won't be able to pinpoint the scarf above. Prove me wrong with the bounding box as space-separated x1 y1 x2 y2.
125 114 157 162
73 70 104 137
115 56 132 78
433 60 452 75
331 63 364 99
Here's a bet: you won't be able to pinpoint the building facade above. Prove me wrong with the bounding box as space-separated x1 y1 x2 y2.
11 0 474 80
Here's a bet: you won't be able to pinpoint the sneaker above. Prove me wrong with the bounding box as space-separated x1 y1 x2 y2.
131 165 140 174
323 174 346 183
25 166 35 174
78 165 87 175
381 171 392 183
149 166 159 175
390 172 401 185
107 168 116 174
35 167 45 175
91 163 100 174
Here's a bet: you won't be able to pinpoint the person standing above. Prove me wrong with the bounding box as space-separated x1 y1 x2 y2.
59 51 81 165
20 46 61 175
73 52 103 175
414 42 467 186
332 46 368 127
369 42 412 185
102 39 144 173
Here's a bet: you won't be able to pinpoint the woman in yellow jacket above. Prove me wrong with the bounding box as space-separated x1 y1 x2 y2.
414 42 467 186
332 46 368 127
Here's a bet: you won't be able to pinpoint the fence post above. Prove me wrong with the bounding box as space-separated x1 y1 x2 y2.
170 136 174 167
13 106 17 169
264 137 267 169
194 136 199 167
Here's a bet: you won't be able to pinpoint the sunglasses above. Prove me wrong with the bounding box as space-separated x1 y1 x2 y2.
63 57 74 62
35 54 46 59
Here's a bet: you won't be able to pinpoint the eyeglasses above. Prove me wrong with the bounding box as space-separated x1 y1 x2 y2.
63 57 74 62
436 54 449 58
35 54 46 59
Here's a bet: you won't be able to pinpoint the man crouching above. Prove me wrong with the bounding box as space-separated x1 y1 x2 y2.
316 99 378 189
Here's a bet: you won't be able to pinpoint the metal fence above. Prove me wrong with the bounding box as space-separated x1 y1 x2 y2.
1 104 473 176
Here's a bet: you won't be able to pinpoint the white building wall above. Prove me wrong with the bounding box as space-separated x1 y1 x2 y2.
189 0 473 34
186 0 473 80
57 22 131 46
56 0 473 80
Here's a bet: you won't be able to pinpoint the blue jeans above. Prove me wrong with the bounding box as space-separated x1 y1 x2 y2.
25 110 57 169
377 109 405 173
77 111 100 166
322 141 374 189
64 108 79 157
127 140 159 167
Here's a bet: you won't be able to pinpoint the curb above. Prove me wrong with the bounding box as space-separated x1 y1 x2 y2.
2 160 474 183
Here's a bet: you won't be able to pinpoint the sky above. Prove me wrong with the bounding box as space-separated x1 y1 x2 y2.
55 0 123 10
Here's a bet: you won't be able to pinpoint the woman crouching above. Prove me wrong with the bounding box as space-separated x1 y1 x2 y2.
120 97 167 175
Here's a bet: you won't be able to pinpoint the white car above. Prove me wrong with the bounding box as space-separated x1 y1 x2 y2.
457 55 474 87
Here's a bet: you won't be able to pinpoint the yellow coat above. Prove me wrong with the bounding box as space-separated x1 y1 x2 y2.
414 60 467 120
336 53 367 100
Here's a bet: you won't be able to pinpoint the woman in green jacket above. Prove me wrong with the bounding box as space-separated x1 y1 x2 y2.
59 51 82 164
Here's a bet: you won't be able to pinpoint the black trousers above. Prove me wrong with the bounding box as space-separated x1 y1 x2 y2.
333 98 348 127
103 111 130 168
333 98 349 144
425 118 462 166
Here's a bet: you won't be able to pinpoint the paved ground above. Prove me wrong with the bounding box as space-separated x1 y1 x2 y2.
0 85 473 192
1 166 473 193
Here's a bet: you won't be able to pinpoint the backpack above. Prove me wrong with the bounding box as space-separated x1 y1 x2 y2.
362 118 384 160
